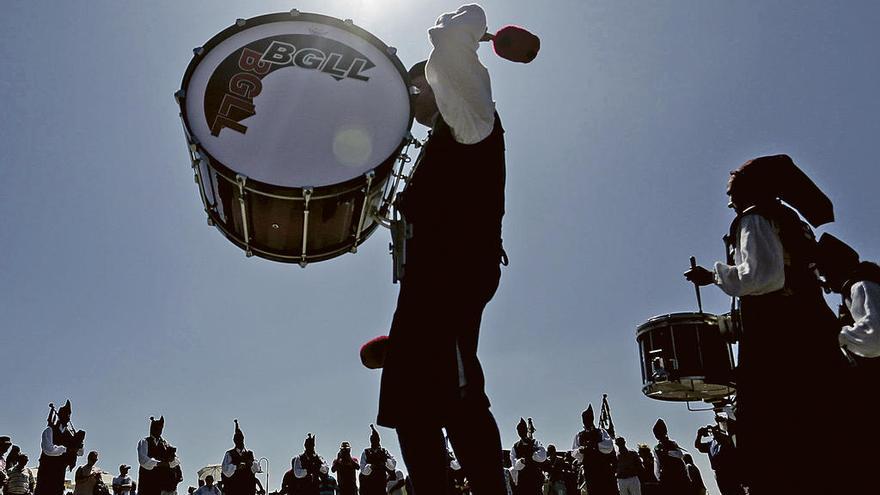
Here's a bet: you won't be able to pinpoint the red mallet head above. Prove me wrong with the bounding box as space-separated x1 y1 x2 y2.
492 25 540 63
360 335 389 369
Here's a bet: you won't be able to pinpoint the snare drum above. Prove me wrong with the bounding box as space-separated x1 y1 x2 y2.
636 312 736 402
176 11 413 265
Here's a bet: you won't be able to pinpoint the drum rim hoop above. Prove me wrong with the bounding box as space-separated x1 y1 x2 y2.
177 11 414 188
636 312 720 336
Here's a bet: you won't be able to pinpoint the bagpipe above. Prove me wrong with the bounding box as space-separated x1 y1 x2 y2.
47 403 86 472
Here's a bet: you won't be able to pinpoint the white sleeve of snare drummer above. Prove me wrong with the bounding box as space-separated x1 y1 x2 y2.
426 4 496 145
840 281 880 358
714 214 785 297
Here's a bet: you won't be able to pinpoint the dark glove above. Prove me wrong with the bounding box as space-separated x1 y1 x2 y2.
684 265 715 286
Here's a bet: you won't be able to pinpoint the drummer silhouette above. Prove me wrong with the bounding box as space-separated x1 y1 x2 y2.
375 5 514 495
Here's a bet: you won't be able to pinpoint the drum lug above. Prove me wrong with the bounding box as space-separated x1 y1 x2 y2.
352 171 375 253
300 188 313 267
236 18 246 27
387 47 397 56
193 46 205 57
235 174 253 258
289 9 301 16
344 19 354 25
207 216 214 227
173 89 186 105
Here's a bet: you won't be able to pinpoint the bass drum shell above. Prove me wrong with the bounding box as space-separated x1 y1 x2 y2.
636 312 736 402
195 155 393 264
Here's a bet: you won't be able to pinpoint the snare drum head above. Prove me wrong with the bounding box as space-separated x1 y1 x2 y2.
181 13 412 188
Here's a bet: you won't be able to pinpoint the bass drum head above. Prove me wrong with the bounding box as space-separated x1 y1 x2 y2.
181 13 412 188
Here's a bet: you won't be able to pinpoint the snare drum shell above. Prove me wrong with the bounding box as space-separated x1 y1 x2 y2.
636 312 736 402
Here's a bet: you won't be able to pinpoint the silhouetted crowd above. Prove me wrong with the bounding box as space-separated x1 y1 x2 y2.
2 399 744 495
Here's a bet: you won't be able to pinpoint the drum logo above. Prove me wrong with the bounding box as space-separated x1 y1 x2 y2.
205 35 376 137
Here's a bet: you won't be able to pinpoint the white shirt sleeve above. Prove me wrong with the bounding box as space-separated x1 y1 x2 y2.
221 452 236 478
510 447 523 470
714 214 786 297
359 451 371 476
137 439 159 470
385 454 396 471
42 427 67 456
293 457 307 479
571 434 583 463
841 281 880 358
426 4 496 145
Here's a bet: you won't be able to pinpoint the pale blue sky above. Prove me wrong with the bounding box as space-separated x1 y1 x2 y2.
2 1 879 493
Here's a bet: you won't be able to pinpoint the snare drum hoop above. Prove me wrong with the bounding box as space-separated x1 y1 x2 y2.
177 11 415 200
635 312 720 338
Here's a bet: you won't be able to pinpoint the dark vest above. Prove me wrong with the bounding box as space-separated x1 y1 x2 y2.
139 437 178 492
39 424 76 466
222 449 256 495
398 114 506 277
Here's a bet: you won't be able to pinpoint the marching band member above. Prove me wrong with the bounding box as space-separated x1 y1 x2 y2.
815 233 880 488
330 442 359 495
221 421 264 495
359 426 395 495
693 414 742 495
36 401 85 495
377 4 514 494
815 234 880 359
571 405 616 495
683 155 846 492
137 416 182 495
509 419 546 495
651 420 688 495
293 434 328 495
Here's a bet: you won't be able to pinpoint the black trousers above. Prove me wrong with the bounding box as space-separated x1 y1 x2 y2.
396 401 507 495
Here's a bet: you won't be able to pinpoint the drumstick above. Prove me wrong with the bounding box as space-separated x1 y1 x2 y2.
690 256 704 314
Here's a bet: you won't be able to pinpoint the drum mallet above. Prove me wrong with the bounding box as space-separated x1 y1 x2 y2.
690 256 704 314
480 26 540 63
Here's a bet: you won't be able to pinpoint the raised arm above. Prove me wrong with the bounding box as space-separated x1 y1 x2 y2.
426 4 496 145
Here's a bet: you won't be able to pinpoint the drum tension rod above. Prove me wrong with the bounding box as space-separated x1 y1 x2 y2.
300 188 313 268
352 171 375 253
236 174 253 257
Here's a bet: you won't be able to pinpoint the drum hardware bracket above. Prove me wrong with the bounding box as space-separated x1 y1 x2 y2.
289 9 301 16
236 174 253 257
299 188 314 268
236 18 247 27
193 47 204 57
351 171 375 253
686 402 716 412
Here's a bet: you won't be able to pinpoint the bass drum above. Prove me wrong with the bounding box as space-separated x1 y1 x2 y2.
176 11 413 265
636 312 736 402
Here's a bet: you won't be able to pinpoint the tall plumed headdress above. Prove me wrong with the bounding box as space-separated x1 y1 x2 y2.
516 418 528 437
817 234 860 276
369 424 381 447
233 419 245 444
581 405 594 427
150 416 165 437
58 400 72 418
652 418 668 438
728 154 833 228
